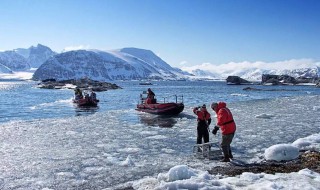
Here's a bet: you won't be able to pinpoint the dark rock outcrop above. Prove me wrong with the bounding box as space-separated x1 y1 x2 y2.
262 74 297 85
243 87 299 91
209 151 320 176
226 76 251 85
37 78 121 91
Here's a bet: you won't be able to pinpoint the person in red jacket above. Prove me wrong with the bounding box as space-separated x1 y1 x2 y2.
211 102 236 162
193 104 211 145
145 88 156 104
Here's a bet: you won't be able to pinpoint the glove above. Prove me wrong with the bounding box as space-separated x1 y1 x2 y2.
193 107 198 113
193 106 201 113
212 126 219 135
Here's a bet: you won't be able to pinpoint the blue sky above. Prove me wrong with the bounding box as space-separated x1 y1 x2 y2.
0 0 319 68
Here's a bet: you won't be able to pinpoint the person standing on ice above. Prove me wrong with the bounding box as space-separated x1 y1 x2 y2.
211 102 236 162
193 104 211 145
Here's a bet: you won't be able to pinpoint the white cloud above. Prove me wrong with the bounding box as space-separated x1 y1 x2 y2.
62 45 91 52
179 61 188 65
180 59 320 74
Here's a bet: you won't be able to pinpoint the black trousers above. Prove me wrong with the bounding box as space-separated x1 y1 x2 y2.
197 124 209 144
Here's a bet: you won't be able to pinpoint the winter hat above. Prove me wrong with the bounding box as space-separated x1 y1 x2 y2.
211 102 218 109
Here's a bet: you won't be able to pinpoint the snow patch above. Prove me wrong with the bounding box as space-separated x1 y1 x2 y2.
292 133 320 150
264 144 299 161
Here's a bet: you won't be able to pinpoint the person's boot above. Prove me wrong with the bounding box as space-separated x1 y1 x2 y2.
229 149 233 159
220 146 230 162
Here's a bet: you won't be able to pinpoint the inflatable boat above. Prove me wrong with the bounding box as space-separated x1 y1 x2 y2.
136 92 184 115
73 98 99 107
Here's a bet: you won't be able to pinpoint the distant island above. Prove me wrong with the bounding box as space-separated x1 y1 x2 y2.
227 74 320 87
37 78 122 92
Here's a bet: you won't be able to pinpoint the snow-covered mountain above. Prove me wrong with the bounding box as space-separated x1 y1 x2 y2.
0 51 30 71
0 63 13 74
14 44 56 68
32 48 190 81
0 44 56 74
2 44 320 82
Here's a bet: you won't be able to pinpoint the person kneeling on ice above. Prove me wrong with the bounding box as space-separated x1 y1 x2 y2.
193 104 211 147
211 102 236 162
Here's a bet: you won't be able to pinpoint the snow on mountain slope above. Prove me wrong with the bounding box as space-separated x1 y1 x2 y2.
0 51 30 71
26 44 56 68
14 48 30 58
119 48 173 71
4 45 319 81
32 48 187 81
0 44 55 72
0 63 13 74
188 67 320 81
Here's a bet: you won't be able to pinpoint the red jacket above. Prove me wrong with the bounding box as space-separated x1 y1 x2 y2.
193 107 211 127
215 102 236 135
193 108 211 120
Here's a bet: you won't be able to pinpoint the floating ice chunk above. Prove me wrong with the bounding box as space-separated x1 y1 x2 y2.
255 113 275 119
82 158 100 166
120 155 135 166
146 135 167 140
231 93 248 97
118 147 141 153
161 148 175 153
82 166 105 175
106 156 120 164
140 131 158 136
66 130 77 135
157 165 196 182
313 106 320 111
264 144 299 161
55 172 75 179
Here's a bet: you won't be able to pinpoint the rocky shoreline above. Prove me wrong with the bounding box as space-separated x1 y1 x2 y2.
36 78 122 92
209 151 320 176
115 151 319 190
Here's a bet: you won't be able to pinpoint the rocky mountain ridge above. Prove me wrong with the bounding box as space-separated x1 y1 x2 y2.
1 44 319 81
32 48 189 81
0 44 56 72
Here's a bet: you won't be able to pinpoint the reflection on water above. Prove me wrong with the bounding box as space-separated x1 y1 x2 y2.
138 113 194 128
139 114 177 128
74 106 99 116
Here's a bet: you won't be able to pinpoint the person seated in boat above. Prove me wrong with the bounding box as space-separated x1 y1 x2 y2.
90 91 97 101
74 88 83 100
84 91 90 101
145 88 156 104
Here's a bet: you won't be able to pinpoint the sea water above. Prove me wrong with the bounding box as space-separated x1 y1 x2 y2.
0 79 319 189
1 80 318 123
